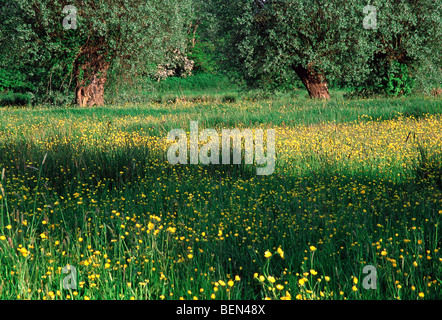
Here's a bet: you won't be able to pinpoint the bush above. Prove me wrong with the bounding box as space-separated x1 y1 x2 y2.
0 68 31 93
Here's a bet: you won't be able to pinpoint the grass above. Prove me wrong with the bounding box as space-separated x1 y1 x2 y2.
0 94 441 300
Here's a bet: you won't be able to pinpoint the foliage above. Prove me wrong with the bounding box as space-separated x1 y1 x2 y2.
204 0 441 95
0 0 193 102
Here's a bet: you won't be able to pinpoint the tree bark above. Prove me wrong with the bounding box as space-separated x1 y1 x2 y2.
293 66 330 99
74 49 110 107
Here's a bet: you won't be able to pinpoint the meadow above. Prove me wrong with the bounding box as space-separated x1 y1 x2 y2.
0 93 441 300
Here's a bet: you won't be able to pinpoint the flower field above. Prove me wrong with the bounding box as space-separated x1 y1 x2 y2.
0 97 441 300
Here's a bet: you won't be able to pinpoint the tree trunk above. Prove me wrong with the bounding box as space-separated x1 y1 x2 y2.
293 66 330 99
74 50 110 106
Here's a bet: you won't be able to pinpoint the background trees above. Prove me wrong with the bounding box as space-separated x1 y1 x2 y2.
0 0 441 104
0 0 193 105
208 0 441 99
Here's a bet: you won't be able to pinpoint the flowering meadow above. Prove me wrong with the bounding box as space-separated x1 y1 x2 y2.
0 97 441 300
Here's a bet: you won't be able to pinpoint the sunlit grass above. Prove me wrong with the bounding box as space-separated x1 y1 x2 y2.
0 96 441 300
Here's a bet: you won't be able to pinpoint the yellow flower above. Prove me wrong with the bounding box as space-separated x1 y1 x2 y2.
19 247 28 257
309 245 317 252
259 275 265 282
352 286 358 292
219 280 226 286
148 222 154 230
277 247 284 259
310 269 318 276
0 235 5 241
167 227 176 233
187 254 193 259
264 250 272 258
6 225 12 230
298 278 306 286
78 237 83 242
228 280 234 287
418 292 424 298
381 250 387 256
235 275 240 281
324 276 330 282
295 294 303 300
353 277 358 284
276 284 284 290
40 233 46 239
268 276 276 283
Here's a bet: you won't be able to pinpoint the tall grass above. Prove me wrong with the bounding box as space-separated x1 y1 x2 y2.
0 96 441 300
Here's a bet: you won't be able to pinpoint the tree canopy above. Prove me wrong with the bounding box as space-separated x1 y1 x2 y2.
0 0 193 105
0 0 441 103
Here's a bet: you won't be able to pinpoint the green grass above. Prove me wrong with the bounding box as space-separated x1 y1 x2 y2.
0 95 441 300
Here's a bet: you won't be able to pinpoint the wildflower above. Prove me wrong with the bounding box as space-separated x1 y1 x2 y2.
228 280 234 287
6 225 11 230
381 250 387 256
310 269 318 276
268 276 276 283
418 292 425 298
324 276 330 282
276 284 284 290
219 280 226 286
0 236 5 241
166 227 176 233
264 250 272 258
277 247 284 259
309 245 317 252
19 247 29 257
352 286 358 292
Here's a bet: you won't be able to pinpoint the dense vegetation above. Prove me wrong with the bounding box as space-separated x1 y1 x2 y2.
0 0 441 301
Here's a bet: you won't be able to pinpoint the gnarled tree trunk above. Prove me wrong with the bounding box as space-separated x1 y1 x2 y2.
293 66 330 99
74 48 110 107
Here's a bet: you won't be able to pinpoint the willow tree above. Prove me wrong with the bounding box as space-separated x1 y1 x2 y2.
1 0 192 106
208 0 441 99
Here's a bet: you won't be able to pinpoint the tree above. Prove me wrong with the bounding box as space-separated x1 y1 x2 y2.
207 0 441 99
358 0 442 96
0 0 193 106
